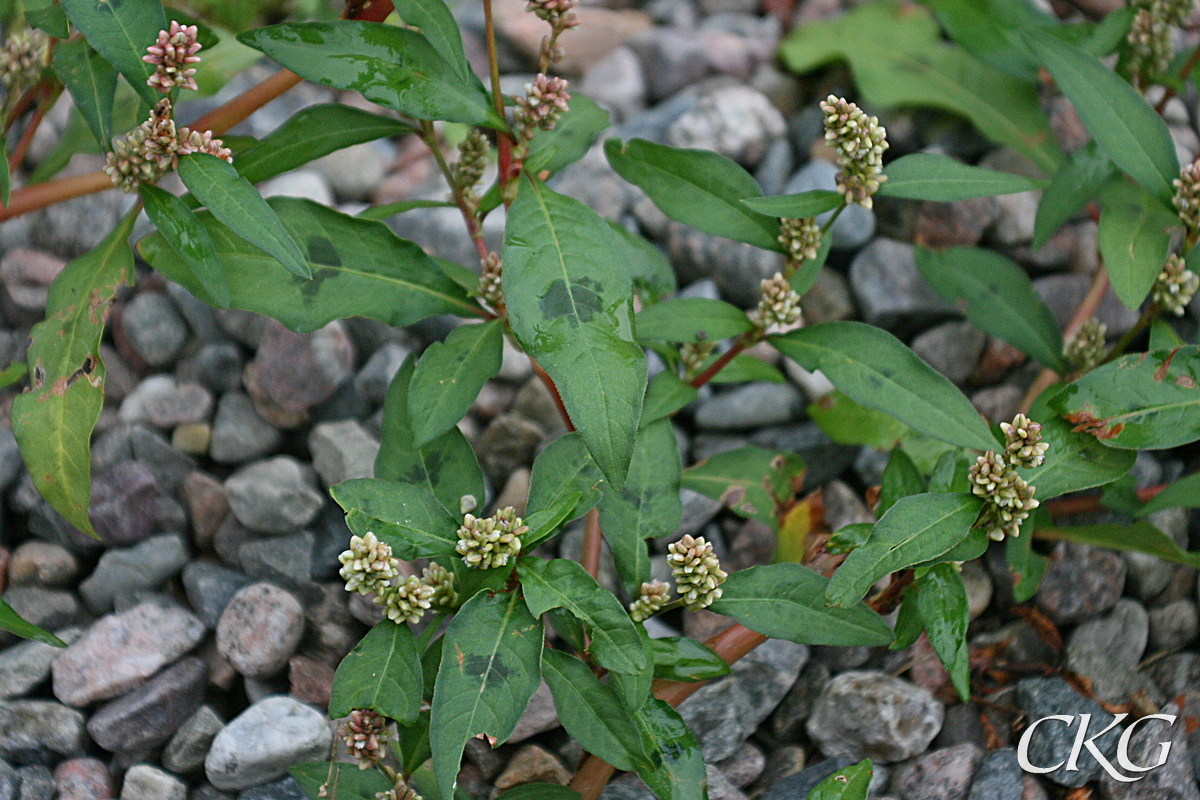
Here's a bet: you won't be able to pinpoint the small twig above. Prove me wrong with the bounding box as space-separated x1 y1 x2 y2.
689 332 759 388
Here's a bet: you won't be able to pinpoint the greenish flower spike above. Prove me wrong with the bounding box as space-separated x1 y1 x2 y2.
756 272 803 329
337 708 394 770
1152 253 1199 315
1173 161 1200 234
376 575 436 624
778 217 822 265
1064 317 1107 374
820 95 888 209
451 128 489 204
338 531 400 596
455 507 527 569
967 414 1047 541
375 780 422 800
1127 1 1173 81
104 98 231 192
421 562 458 607
680 340 715 380
476 252 504 308
1000 413 1049 469
0 28 48 93
667 534 727 610
629 579 671 621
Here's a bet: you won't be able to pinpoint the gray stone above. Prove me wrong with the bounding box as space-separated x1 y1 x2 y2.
353 342 410 404
144 382 214 429
770 660 830 738
666 85 785 167
193 342 244 395
626 29 711 102
251 320 355 414
760 758 852 800
508 681 560 743
892 744 983 800
1067 599 1151 703
1149 599 1199 652
579 46 646 122
1036 542 1126 624
52 601 205 706
308 420 379 487
238 532 317 597
121 293 189 367
386 204 506 273
730 638 807 730
312 142 388 202
1098 701 1200 799
694 383 805 431
1145 651 1200 698
911 322 987 385
798 267 855 326
86 657 207 754
784 159 875 250
0 772 16 800
210 393 283 465
182 563 253 629
8 541 79 588
80 534 190 613
849 238 954 336
677 678 754 762
89 461 159 547
0 629 81 698
120 765 186 800
0 427 22 491
236 777 306 800
258 171 333 206
204 697 330 791
717 742 765 788
163 706 224 775
92 424 196 494
1 587 86 632
216 583 305 678
705 764 749 800
1034 274 1140 338
14 766 54 800
967 749 1023 800
0 700 87 765
755 138 795 197
476 413 545 485
1125 509 1190 603
1014 676 1121 787
665 221 786 307
224 457 324 535
806 671 944 763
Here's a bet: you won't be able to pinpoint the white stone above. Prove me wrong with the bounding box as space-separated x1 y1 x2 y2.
205 696 331 790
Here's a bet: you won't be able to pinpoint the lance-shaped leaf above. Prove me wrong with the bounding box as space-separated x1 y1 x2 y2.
60 0 165 107
234 103 415 186
331 479 461 559
1033 142 1114 250
611 222 676 303
1138 471 1200 516
1038 521 1200 569
139 184 230 308
878 449 924 517
519 558 647 675
12 209 138 538
1018 396 1135 499
238 22 503 129
503 176 646 487
1006 524 1048 603
642 371 698 425
1024 30 1178 204
291 763 391 800
1050 346 1200 449
629 699 709 800
431 590 542 799
526 433 605 529
605 138 781 251
524 95 611 178
329 620 422 724
914 246 1065 371
541 649 646 771
635 297 753 344
710 563 893 646
1097 181 1177 311
878 153 1040 200
825 493 983 607
52 39 118 150
0 599 67 647
409 320 503 446
376 356 485 515
650 637 730 682
24 0 71 38
392 0 473 83
917 564 970 700
138 197 480 331
177 153 310 279
741 189 843 218
772 322 997 452
599 419 682 595
681 447 805 527
806 760 873 800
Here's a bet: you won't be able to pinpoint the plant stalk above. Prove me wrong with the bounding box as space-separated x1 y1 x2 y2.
482 0 515 189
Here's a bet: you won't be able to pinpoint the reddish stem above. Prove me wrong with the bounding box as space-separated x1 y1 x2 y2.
581 508 602 579
690 337 752 388
8 87 55 172
531 358 573 432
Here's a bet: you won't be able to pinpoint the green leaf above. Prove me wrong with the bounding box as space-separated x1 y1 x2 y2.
0 362 27 390
599 419 682 595
495 785 581 800
60 0 166 107
525 432 605 529
635 298 753 344
1149 319 1187 351
772 322 997 451
329 620 422 724
11 208 138 538
605 138 781 251
234 103 415 186
790 230 833 296
1024 30 1178 204
917 564 970 700
741 190 843 218
807 390 907 449
642 372 697 425
52 39 118 150
238 22 504 129
139 184 230 308
358 199 456 221
540 649 646 771
630 699 709 800
24 0 71 38
331 479 461 559
826 522 874 556
878 449 925 517
805 760 872 800
392 0 472 83
1006 526 1048 602
177 153 311 279
1038 521 1200 569
503 176 646 487
409 321 503 446
681 446 806 527
612 222 677 303
1097 181 1177 310
0 598 67 647
710 563 893 646
914 246 1065 370
705 353 786 384
519 558 647 674
825 493 983 607
779 0 1062 172
431 590 542 799
1032 142 1114 250
651 637 731 682
1049 346 1200 449
524 94 611 177
921 0 1056 80
1018 395 1135 499
891 586 923 651
291 763 391 800
138 197 480 331
1138 471 1200 516
879 153 1040 200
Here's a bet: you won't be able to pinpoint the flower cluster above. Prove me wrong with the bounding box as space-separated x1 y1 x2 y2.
629 580 671 621
338 709 393 769
338 534 456 622
451 128 489 199
820 95 888 209
1152 253 1199 315
376 781 422 800
422 562 458 607
667 535 727 610
756 273 802 329
144 20 203 93
339 532 400 596
455 507 527 569
378 575 436 625
477 252 504 308
1128 1 1174 80
514 74 570 141
968 414 1046 541
1064 317 1107 374
526 0 580 28
679 341 715 379
778 217 821 265
1174 160 1200 234
0 28 48 92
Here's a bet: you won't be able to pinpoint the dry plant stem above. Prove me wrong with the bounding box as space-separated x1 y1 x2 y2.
1155 40 1200 113
0 0 397 222
581 507 603 579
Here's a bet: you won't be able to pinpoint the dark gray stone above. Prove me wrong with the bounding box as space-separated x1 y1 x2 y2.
760 758 852 800
806 671 943 763
236 777 306 800
238 532 317 598
92 424 196 494
0 629 82 699
1014 677 1122 787
89 462 159 547
353 342 410 405
0 700 86 765
892 744 983 800
86 657 207 754
1036 542 1126 624
80 534 190 613
0 587 87 633
694 384 805 431
14 766 53 800
224 458 323 535
849 238 954 336
1066 598 1151 703
911 322 987 385
967 749 1023 800
119 292 189 367
193 342 245 395
1098 702 1200 799
210 394 282 466
163 706 224 775
182 563 253 629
